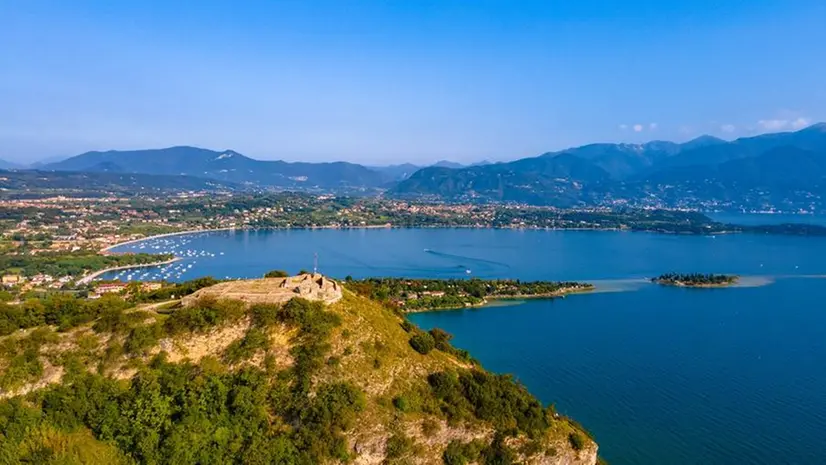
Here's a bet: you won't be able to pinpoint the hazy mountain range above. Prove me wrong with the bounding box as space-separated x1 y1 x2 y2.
14 147 482 189
393 123 826 207
37 147 388 190
0 159 22 170
3 123 825 208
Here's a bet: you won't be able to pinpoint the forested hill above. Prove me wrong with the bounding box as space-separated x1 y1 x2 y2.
0 277 599 464
0 169 239 197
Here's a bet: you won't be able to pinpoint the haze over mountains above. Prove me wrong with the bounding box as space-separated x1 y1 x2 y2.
3 123 825 209
393 123 826 207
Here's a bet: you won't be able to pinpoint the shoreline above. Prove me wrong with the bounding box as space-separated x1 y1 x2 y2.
77 257 182 285
100 224 719 254
102 227 239 252
98 221 826 255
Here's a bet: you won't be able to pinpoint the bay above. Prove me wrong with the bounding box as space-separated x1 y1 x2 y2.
108 228 826 464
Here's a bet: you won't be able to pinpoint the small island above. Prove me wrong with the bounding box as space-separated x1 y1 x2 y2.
346 277 594 311
652 273 739 288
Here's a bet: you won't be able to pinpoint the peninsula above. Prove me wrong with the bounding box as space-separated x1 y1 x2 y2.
347 277 594 311
652 273 739 288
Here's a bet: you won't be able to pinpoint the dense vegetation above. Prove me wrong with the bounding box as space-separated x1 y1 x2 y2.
0 276 222 338
0 294 132 336
653 273 738 287
0 278 598 463
136 276 222 302
0 251 173 279
427 370 551 436
0 297 371 464
348 277 592 311
0 168 238 198
403 323 474 362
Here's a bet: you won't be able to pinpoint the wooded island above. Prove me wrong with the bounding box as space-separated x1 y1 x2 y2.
652 273 739 288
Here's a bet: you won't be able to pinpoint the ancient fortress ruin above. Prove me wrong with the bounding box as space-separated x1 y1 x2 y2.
182 273 343 307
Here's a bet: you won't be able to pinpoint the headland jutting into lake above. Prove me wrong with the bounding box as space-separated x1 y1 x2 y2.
346 277 595 312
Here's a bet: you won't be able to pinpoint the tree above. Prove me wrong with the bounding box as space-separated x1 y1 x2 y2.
409 332 435 355
264 270 289 278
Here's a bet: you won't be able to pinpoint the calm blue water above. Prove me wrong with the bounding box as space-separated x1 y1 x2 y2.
412 281 826 464
108 228 826 282
109 228 826 464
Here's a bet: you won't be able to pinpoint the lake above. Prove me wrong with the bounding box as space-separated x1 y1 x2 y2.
109 228 826 464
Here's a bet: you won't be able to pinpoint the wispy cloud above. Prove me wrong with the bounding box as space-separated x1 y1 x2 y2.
757 117 811 131
620 122 653 133
720 124 736 133
791 117 812 129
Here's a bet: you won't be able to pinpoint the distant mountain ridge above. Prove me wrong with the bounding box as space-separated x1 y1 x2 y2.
44 146 387 190
0 159 21 170
392 123 826 207
370 160 488 181
22 123 826 209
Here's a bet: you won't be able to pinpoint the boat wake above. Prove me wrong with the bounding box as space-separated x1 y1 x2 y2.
423 249 511 270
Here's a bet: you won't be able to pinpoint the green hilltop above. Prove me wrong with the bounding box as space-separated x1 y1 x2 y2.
0 277 599 465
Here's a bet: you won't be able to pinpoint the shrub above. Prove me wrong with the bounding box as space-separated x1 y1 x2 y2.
164 297 245 335
124 323 164 355
385 432 414 460
483 433 516 465
568 432 586 451
264 270 289 278
429 328 453 349
140 276 219 301
443 441 469 465
443 439 485 465
409 332 435 355
223 327 270 363
421 418 440 437
392 395 413 412
250 303 282 328
279 299 340 337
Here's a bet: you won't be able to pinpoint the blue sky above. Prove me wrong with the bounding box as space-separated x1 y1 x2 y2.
2 0 825 165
